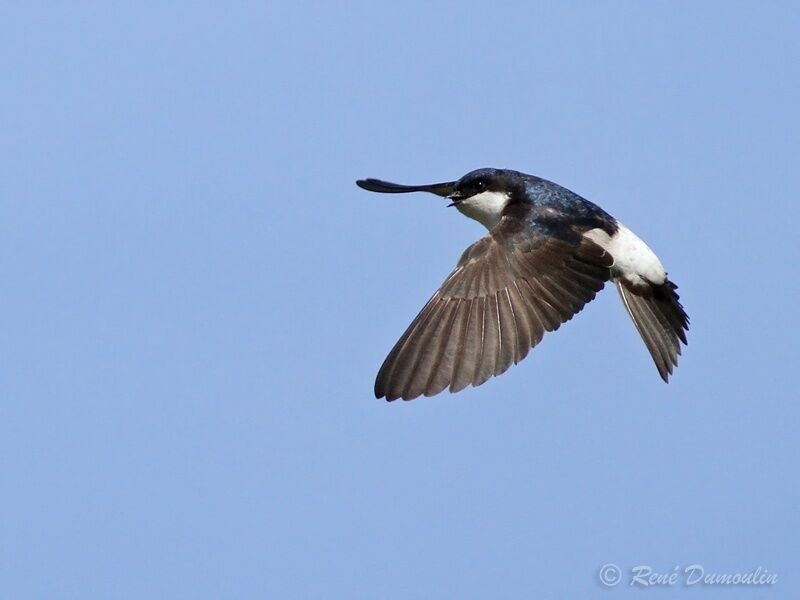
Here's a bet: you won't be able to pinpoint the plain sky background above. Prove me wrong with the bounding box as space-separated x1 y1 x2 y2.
1 2 798 598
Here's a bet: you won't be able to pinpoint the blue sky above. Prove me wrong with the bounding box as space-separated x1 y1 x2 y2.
1 2 798 598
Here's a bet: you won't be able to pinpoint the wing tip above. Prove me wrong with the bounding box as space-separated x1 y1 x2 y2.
356 178 384 192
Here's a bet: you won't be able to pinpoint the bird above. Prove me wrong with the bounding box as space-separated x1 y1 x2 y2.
356 168 689 401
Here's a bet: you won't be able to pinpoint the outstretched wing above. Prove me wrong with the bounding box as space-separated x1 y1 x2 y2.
375 218 614 400
356 178 456 197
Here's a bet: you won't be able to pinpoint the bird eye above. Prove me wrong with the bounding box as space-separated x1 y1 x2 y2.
476 180 485 190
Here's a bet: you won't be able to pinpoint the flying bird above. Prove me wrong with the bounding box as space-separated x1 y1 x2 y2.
356 168 689 401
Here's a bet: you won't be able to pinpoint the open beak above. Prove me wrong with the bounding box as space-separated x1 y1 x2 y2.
446 191 464 207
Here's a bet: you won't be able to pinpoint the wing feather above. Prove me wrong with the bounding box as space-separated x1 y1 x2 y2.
374 219 613 400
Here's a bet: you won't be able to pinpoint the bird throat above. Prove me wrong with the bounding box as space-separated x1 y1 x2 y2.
455 191 510 230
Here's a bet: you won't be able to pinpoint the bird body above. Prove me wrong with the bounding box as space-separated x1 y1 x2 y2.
357 168 689 401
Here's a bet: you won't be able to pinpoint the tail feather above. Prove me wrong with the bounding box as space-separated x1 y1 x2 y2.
616 279 689 382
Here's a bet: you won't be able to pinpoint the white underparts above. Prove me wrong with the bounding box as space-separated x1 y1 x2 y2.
585 224 667 286
456 191 510 230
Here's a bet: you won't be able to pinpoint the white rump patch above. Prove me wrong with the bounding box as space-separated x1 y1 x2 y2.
585 223 666 285
456 191 510 230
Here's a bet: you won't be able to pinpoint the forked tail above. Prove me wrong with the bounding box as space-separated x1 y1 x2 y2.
616 279 689 381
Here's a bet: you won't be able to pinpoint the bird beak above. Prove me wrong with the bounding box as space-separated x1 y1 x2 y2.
446 191 463 207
